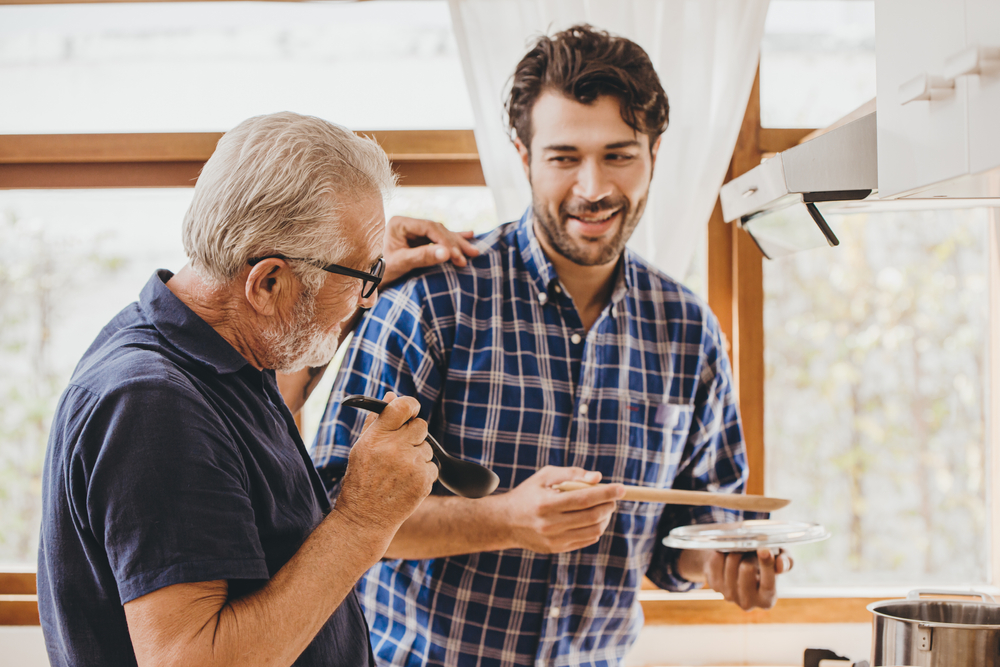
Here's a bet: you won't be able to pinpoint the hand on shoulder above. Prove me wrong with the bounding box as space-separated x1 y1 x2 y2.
382 216 480 286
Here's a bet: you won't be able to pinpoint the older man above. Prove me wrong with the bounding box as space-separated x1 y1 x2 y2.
37 112 474 667
315 25 790 667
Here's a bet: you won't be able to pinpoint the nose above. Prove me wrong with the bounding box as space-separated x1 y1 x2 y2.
573 158 614 202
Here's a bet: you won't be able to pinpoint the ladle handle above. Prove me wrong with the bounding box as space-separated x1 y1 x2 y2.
341 394 447 465
342 395 390 414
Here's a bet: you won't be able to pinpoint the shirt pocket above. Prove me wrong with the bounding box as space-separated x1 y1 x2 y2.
624 398 695 488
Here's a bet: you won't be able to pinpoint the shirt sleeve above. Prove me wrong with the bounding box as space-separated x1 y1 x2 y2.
310 275 451 493
76 369 269 604
645 309 764 591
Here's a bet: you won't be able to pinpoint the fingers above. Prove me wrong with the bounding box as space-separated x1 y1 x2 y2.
535 465 602 485
722 552 742 605
736 554 761 609
372 393 423 433
405 217 480 263
705 551 725 593
386 216 480 269
553 501 618 532
360 411 377 435
757 548 776 597
552 484 625 511
712 550 780 611
776 549 793 574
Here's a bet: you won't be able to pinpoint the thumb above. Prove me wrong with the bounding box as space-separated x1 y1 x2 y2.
360 411 377 435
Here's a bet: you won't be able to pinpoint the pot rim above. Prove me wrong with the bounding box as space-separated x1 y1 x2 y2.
867 599 1000 630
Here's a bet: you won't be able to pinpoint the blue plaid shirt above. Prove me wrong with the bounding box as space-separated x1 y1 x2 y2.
312 212 749 667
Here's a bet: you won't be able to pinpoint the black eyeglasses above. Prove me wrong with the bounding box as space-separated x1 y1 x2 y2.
248 254 384 298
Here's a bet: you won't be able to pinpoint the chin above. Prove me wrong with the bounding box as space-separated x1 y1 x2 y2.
273 325 342 374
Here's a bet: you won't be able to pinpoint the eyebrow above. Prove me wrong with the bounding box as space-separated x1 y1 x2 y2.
541 140 642 152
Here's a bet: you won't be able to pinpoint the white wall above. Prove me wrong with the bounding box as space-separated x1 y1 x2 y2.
626 623 872 666
0 627 49 667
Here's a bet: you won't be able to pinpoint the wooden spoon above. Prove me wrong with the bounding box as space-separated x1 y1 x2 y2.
554 481 790 512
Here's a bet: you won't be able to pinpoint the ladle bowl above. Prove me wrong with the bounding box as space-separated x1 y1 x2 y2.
342 395 500 499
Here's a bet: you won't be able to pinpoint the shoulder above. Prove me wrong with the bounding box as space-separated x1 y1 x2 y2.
625 249 717 334
371 220 520 315
60 328 211 442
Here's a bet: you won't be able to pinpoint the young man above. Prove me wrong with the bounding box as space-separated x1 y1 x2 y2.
313 26 790 667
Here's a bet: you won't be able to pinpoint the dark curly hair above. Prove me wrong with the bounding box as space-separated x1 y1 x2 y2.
505 24 670 153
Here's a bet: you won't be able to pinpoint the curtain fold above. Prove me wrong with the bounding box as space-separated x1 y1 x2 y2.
449 0 769 279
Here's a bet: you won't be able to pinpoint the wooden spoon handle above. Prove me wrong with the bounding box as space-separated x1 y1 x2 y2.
554 481 790 512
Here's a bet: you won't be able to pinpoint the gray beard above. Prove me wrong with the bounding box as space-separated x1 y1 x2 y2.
261 290 342 374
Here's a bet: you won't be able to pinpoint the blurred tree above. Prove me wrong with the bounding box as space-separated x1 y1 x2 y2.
0 209 125 564
764 209 989 586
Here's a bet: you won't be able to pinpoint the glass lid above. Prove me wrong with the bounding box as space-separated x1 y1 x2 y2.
662 519 830 552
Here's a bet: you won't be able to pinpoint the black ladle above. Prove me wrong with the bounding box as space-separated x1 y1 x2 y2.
342 395 500 499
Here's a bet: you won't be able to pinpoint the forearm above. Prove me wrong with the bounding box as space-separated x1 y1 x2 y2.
383 493 516 560
128 508 395 667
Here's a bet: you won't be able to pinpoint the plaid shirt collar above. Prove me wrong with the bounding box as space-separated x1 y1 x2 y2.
514 207 633 310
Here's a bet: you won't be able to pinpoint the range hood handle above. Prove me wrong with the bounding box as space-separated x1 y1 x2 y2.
899 73 955 105
944 45 1000 80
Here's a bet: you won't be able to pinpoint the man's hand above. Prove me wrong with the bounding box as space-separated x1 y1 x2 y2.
500 466 625 554
382 215 481 286
679 547 793 611
335 392 438 533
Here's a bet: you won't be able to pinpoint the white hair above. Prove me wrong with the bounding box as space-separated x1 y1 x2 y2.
182 112 397 290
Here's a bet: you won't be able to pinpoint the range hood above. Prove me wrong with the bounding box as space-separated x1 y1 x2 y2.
719 112 878 259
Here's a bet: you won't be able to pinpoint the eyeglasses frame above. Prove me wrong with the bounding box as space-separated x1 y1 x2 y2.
247 254 384 298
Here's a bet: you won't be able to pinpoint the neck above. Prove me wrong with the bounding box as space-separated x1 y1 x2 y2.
166 265 268 370
534 226 619 332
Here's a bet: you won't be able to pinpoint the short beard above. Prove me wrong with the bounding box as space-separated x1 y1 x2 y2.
531 190 647 267
261 287 342 374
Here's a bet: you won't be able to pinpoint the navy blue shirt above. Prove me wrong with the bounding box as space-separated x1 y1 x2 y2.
37 270 374 667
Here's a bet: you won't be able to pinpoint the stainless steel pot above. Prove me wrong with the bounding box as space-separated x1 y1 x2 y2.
868 589 1000 666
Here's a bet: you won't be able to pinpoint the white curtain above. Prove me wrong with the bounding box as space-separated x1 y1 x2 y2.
448 0 769 280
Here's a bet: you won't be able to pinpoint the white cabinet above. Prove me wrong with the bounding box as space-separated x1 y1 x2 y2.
965 0 1000 177
876 0 1000 199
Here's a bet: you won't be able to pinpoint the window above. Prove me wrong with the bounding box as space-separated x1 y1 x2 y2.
0 189 192 565
764 207 992 588
0 0 472 134
760 0 876 128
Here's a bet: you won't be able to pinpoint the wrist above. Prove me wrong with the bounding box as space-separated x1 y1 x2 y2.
483 492 523 552
325 505 397 567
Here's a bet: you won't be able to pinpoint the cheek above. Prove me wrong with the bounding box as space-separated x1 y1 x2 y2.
318 287 359 323
531 170 572 208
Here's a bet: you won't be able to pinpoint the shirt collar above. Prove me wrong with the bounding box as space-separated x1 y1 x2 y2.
138 270 250 375
515 208 635 306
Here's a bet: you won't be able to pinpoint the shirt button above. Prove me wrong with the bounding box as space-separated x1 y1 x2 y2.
538 292 548 305
570 333 582 344
549 607 560 618
578 404 588 416
554 285 562 294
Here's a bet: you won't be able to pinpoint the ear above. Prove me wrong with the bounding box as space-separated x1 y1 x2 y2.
244 258 296 317
514 137 531 181
649 135 662 174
